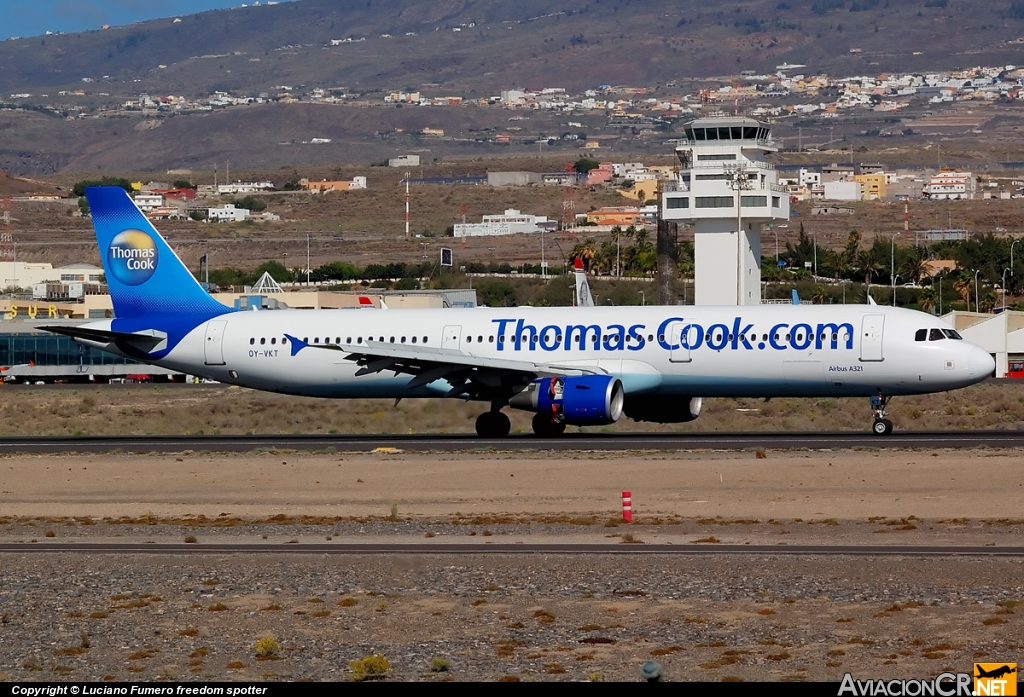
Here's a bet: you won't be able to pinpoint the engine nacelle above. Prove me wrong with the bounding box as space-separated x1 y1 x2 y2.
509 375 625 425
624 396 703 423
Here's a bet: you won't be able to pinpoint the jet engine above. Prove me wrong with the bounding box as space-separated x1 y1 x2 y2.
509 375 624 425
624 396 703 423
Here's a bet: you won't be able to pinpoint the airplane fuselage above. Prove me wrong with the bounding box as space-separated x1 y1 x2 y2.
79 304 993 401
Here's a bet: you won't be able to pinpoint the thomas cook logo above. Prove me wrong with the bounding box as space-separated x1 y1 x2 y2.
107 229 158 286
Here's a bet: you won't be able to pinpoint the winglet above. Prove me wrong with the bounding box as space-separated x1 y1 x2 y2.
791 289 800 305
284 333 308 357
574 257 584 270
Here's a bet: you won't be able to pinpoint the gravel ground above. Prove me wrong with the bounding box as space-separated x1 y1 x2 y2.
1 447 1022 682
0 537 1022 682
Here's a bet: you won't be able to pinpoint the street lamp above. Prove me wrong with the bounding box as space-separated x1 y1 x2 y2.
1003 268 1011 311
639 290 645 306
890 233 897 307
1011 238 1020 276
974 269 981 313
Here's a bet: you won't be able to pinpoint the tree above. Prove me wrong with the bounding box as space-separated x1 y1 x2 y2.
573 158 600 174
72 177 133 197
856 249 883 285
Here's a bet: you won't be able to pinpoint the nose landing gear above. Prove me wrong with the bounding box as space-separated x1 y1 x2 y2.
871 394 893 436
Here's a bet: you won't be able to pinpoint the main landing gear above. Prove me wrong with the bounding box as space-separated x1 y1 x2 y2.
871 394 893 436
475 410 511 438
532 411 566 438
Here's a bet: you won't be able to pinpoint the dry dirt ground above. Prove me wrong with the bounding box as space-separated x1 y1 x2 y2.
0 448 1023 682
2 381 1023 437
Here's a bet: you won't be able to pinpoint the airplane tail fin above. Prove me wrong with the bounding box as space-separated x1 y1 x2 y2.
86 187 231 318
574 257 594 307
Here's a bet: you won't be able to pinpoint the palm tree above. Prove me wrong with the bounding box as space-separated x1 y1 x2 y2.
917 286 935 313
570 238 598 270
856 250 883 286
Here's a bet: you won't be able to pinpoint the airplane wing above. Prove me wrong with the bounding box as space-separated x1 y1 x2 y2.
285 333 604 400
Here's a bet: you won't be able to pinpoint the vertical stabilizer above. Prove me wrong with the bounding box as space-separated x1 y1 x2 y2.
86 187 230 318
574 257 594 307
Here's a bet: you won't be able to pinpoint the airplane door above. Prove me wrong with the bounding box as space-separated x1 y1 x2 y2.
204 320 227 366
669 323 692 363
860 314 885 362
442 325 462 351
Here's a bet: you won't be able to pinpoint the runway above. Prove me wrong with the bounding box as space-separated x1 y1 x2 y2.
1 429 1023 453
3 542 1024 556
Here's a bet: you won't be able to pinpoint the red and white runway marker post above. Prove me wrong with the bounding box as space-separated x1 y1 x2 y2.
621 490 632 522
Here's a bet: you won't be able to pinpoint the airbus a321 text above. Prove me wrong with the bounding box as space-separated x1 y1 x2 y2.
43 188 995 437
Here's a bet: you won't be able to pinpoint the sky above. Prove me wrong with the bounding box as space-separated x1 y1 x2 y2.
1 0 294 40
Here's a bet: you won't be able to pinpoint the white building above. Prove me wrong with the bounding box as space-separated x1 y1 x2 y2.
923 171 975 200
207 204 249 222
132 193 164 211
1 262 104 291
823 181 862 201
661 117 789 306
389 155 420 168
942 310 1024 378
799 168 821 187
453 209 556 238
216 181 274 195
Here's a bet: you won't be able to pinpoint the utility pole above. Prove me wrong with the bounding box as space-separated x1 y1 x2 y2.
727 163 753 305
404 172 410 239
306 234 311 286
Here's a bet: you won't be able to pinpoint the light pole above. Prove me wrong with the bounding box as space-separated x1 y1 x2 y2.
772 228 779 262
1003 268 1011 311
890 233 896 307
974 269 981 313
639 290 645 306
1011 238 1020 276
813 232 817 278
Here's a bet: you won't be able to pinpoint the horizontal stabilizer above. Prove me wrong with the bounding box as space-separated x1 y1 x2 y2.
39 325 167 354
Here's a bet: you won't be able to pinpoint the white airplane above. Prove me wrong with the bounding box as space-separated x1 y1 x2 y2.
44 187 995 438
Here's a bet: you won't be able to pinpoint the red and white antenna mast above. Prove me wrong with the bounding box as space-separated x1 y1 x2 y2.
404 172 410 239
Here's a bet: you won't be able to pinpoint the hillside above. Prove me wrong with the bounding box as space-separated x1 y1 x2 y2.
2 0 1024 96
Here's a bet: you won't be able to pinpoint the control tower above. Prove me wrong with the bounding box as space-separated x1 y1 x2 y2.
661 117 789 305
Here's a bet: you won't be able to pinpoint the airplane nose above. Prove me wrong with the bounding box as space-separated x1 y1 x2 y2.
968 346 995 378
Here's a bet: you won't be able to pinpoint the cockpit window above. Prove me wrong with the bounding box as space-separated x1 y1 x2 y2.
915 329 927 342
942 329 963 340
928 328 945 341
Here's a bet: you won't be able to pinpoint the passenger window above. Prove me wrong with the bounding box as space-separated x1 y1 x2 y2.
282 337 287 344
466 336 472 343
478 335 483 343
379 336 384 342
357 337 362 343
335 337 340 344
498 336 504 343
271 337 277 345
401 336 406 343
412 336 417 344
929 329 945 341
303 337 308 343
423 336 428 343
389 337 395 343
314 338 319 344
260 338 266 345
249 338 255 345
489 336 494 343
648 334 654 342
346 337 352 343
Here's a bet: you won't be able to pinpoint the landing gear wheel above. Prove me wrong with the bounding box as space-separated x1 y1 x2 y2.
872 418 893 436
475 411 511 438
532 412 567 437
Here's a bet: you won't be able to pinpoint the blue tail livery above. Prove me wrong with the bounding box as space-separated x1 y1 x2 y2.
86 186 231 318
